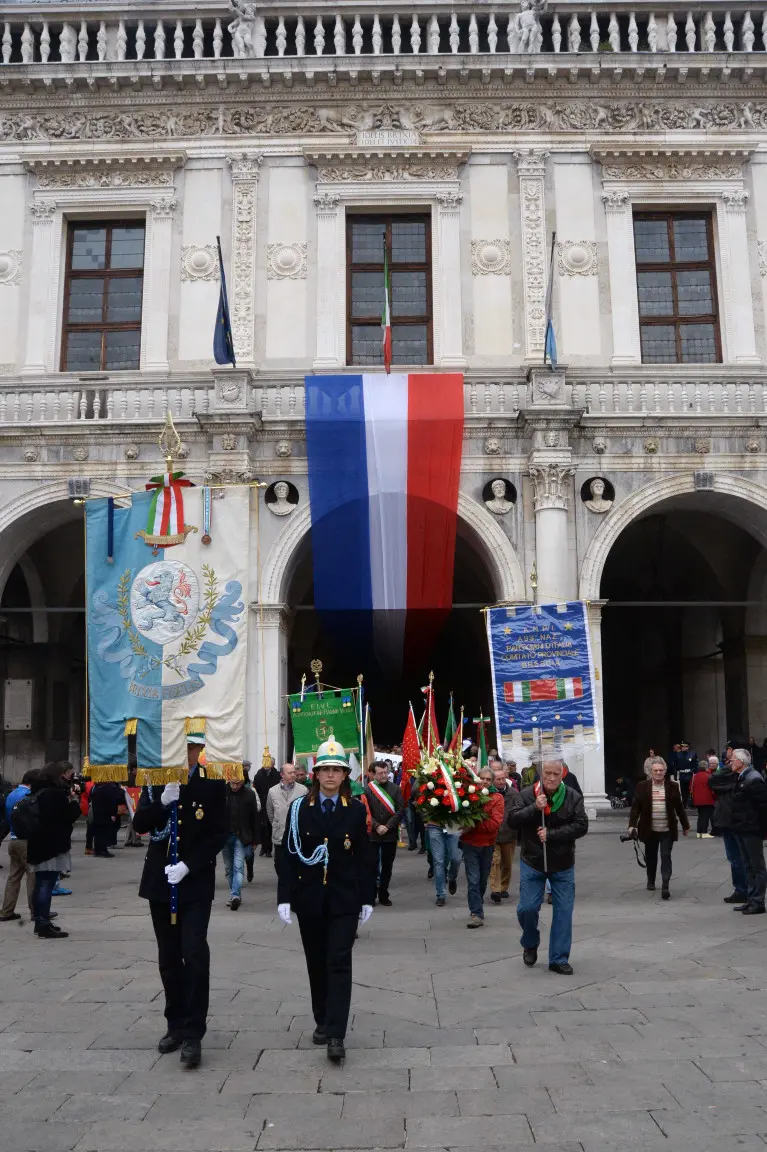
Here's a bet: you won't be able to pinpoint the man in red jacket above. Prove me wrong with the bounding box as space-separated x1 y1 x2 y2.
460 766 504 929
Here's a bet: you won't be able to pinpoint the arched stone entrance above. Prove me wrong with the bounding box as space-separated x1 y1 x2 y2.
579 475 767 786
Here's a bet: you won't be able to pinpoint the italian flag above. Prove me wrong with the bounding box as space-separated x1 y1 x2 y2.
504 677 584 703
381 243 392 374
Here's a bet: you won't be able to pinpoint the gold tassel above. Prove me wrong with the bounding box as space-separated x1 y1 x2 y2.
185 717 206 735
124 719 138 736
136 767 188 786
261 745 272 768
87 763 129 783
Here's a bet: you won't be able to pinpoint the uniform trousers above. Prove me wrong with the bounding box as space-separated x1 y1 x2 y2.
490 842 516 894
297 912 358 1040
149 900 212 1040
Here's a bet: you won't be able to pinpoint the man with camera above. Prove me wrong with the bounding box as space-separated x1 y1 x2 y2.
628 756 689 899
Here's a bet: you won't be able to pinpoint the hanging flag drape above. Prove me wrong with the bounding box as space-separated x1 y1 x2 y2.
305 373 464 670
213 234 236 367
544 231 557 369
381 241 392 374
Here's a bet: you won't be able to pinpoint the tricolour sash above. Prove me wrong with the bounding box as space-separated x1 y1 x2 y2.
368 780 397 816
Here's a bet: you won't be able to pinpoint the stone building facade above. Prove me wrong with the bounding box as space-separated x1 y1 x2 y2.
1 0 767 807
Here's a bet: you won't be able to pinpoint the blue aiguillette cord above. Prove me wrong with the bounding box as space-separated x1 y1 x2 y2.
287 796 329 871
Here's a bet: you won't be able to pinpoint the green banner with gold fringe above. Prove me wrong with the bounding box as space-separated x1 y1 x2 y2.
289 688 359 757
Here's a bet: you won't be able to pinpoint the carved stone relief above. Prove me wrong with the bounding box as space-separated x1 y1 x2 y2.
228 153 261 363
515 151 548 358
0 250 21 286
276 439 292 458
267 242 307 280
528 463 575 512
759 241 767 277
181 245 220 282
600 159 744 182
557 241 598 277
32 163 177 189
471 239 511 276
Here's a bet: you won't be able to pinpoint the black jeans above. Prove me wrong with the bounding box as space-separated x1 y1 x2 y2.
149 899 212 1041
696 806 714 834
93 822 112 855
372 841 397 901
735 833 767 909
645 832 673 889
32 870 59 926
297 912 358 1040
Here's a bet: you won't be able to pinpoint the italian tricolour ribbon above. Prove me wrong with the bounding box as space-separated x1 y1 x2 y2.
368 780 396 815
142 472 193 548
437 762 461 813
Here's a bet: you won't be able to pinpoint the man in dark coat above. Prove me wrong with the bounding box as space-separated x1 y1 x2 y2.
629 756 689 898
508 758 588 975
91 781 122 858
222 778 259 910
253 757 280 857
710 756 748 903
365 760 405 907
729 747 767 914
277 737 374 1064
132 736 227 1069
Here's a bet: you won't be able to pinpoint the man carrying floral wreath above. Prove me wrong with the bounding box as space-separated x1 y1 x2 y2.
507 757 588 975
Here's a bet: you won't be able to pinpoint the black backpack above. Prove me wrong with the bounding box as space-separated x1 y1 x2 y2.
11 793 41 841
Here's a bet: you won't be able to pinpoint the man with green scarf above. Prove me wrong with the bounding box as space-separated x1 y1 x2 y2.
507 758 588 975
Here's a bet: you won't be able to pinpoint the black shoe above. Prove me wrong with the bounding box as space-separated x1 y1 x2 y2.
436 896 446 907
158 1033 182 1054
490 893 502 905
312 1026 327 1045
259 849 267 857
418 847 427 855
724 892 747 903
327 1038 345 1063
93 851 114 859
646 881 656 891
549 962 574 975
742 905 766 915
0 912 21 921
661 888 670 900
246 859 254 883
35 924 68 938
230 896 241 911
427 867 434 880
180 1039 201 1068
378 896 392 907
407 846 417 851
734 904 750 912
523 947 537 967
448 878 457 896
500 891 510 900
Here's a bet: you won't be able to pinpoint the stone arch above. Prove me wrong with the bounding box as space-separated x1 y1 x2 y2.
261 491 527 606
0 479 129 602
579 473 767 602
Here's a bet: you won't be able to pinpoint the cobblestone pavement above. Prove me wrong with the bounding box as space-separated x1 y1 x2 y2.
0 820 766 1151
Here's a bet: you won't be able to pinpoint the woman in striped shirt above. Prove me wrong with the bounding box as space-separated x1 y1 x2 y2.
628 757 690 899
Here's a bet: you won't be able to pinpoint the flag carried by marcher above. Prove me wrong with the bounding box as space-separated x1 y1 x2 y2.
85 486 249 782
213 235 236 367
422 678 440 755
444 693 456 750
400 703 421 804
289 685 361 757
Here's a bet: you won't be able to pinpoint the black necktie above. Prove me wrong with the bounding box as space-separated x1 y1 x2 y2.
322 798 334 818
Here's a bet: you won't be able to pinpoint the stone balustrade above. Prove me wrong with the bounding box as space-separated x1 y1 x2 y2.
0 372 765 429
2 5 767 67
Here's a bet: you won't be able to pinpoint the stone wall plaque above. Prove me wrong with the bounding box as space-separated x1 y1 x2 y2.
4 679 32 731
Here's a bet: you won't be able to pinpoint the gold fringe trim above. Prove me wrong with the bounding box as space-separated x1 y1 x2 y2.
87 763 129 783
124 719 138 736
200 761 244 782
136 767 188 785
185 717 207 735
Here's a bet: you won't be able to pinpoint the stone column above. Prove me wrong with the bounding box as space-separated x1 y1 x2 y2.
580 600 610 815
248 603 291 767
515 150 548 361
313 191 342 368
719 190 760 364
22 200 57 375
528 460 574 604
228 153 262 368
142 194 176 374
601 190 642 366
436 191 466 367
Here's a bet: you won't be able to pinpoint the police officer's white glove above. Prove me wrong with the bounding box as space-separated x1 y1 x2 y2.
160 782 181 807
358 904 373 925
277 903 292 925
164 862 189 885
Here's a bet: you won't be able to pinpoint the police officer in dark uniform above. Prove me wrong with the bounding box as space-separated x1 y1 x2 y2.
133 734 227 1069
277 737 374 1063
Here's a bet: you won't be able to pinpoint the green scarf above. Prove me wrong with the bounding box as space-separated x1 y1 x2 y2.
548 781 566 813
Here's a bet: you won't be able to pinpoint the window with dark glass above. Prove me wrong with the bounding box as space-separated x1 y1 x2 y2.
347 215 432 366
61 221 145 372
633 213 721 365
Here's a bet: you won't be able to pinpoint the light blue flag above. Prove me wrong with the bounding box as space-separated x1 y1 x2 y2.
544 232 557 369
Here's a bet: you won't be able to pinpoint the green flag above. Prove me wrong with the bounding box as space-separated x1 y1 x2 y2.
289 688 359 757
444 694 456 749
473 714 490 769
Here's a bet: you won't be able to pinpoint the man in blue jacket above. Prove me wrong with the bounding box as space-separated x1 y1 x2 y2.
0 771 38 921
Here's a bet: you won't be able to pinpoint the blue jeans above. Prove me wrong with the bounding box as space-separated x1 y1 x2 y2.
724 832 747 895
427 827 461 899
461 843 494 918
222 834 245 899
517 859 575 966
32 870 59 927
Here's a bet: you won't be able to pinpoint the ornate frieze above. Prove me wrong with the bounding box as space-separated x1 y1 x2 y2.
557 241 598 277
181 245 220 282
471 239 511 277
31 162 177 190
267 243 307 281
515 150 548 359
600 159 744 182
759 242 767 277
227 152 261 365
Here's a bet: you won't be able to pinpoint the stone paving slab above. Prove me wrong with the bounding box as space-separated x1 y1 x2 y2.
1 828 766 1151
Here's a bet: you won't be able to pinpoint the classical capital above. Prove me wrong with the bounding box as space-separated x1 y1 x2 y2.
528 463 575 512
721 188 749 212
601 190 630 213
30 200 56 220
514 150 548 178
151 196 177 219
313 191 341 215
436 190 463 212
228 153 262 182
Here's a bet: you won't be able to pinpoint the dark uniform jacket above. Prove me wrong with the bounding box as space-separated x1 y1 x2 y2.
629 777 689 844
364 781 405 843
133 768 227 905
507 784 588 874
277 793 375 916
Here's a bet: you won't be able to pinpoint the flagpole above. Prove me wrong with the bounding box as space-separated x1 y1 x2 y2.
357 674 365 781
543 230 557 369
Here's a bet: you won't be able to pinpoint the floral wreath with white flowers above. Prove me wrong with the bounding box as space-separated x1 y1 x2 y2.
412 750 492 829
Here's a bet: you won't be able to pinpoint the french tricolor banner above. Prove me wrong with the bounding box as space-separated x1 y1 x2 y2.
305 373 464 669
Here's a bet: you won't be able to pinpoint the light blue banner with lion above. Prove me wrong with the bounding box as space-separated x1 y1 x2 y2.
85 487 249 780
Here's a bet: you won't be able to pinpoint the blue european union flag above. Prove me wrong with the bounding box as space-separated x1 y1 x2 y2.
213 236 236 367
